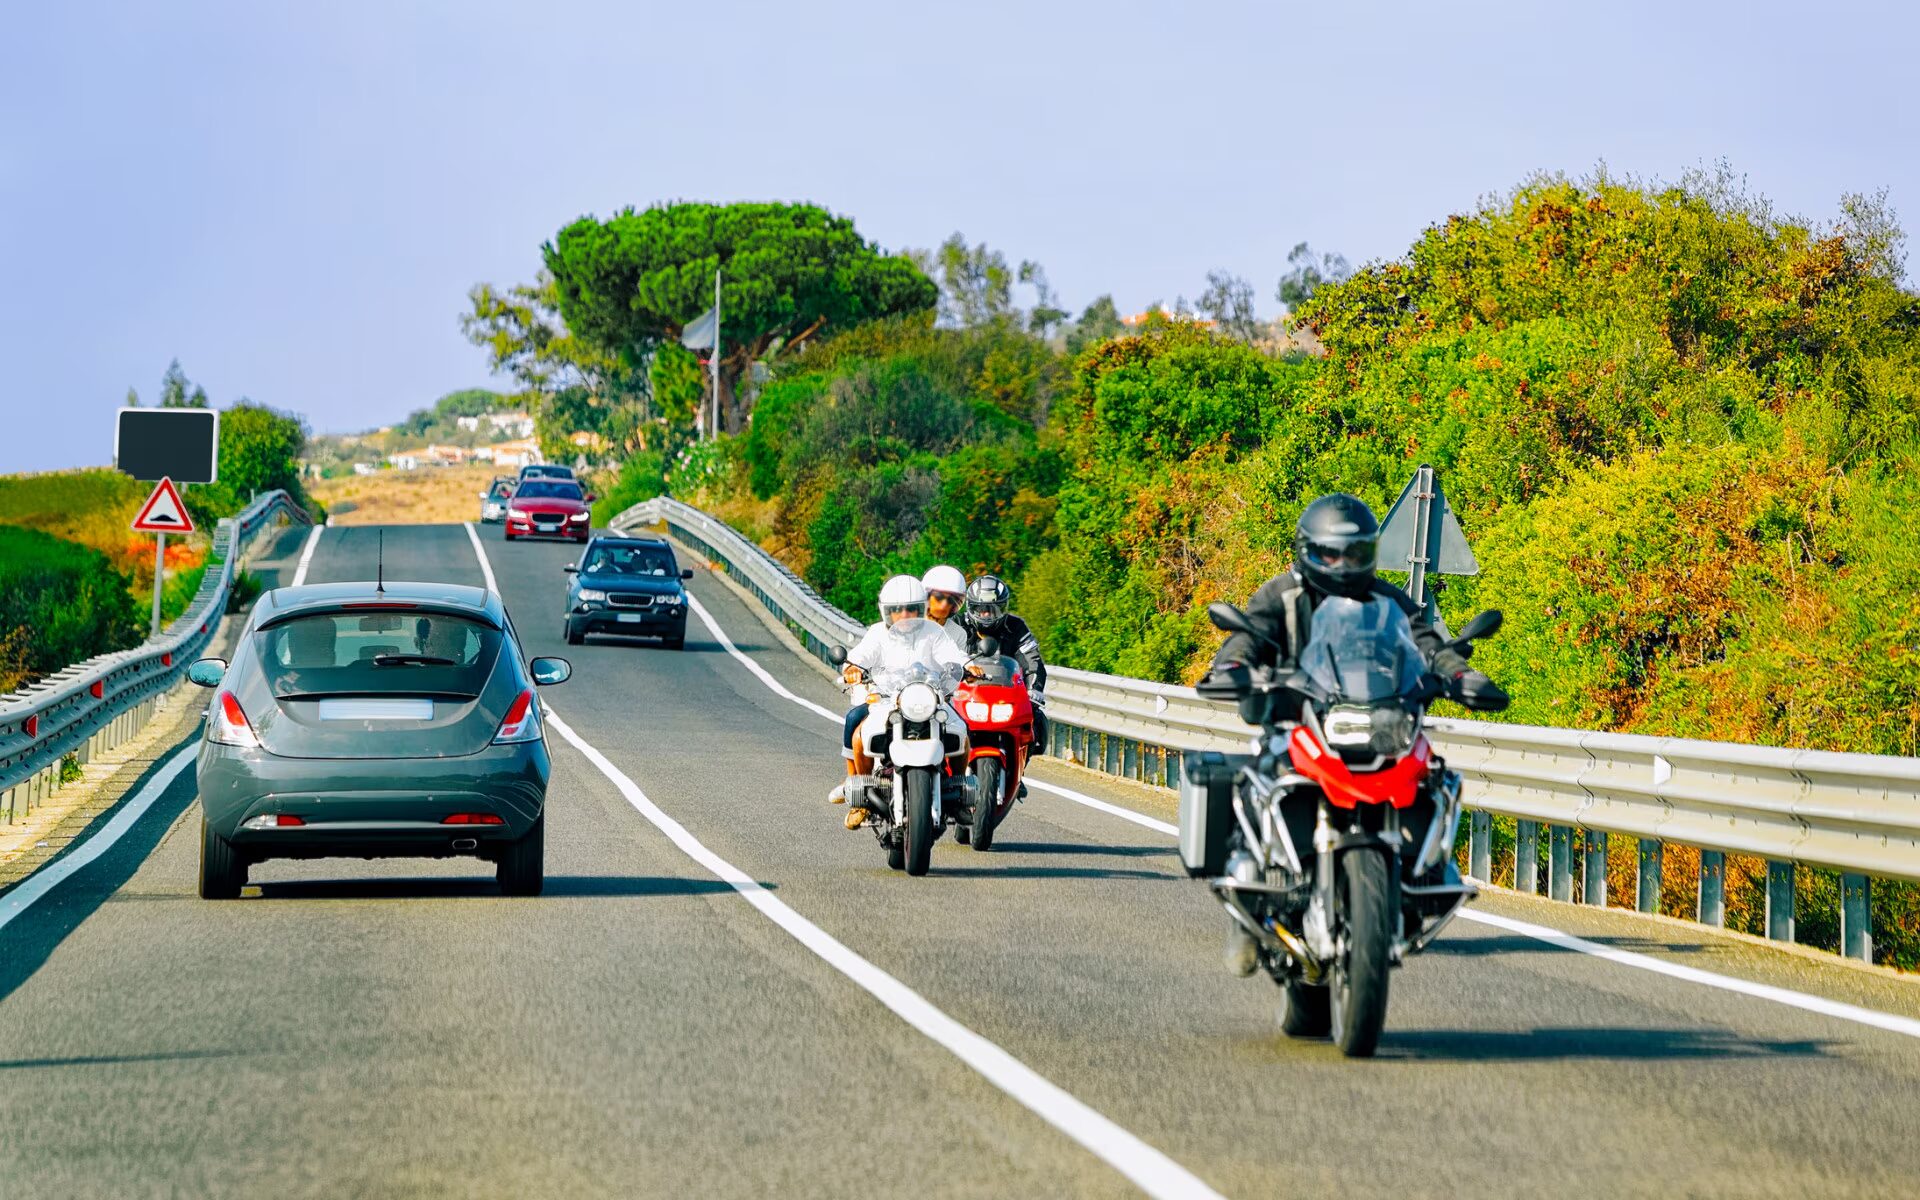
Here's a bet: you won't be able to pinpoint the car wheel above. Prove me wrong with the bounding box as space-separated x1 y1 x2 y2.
199 815 247 900
498 815 545 897
565 618 584 646
664 636 685 651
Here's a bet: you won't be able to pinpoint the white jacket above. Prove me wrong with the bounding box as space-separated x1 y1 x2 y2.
847 617 967 691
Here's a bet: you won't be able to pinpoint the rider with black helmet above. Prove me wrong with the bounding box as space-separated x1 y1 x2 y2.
959 574 1048 757
1208 493 1489 976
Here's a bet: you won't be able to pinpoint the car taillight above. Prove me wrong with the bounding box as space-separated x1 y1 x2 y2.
243 814 305 829
493 689 540 743
209 692 261 748
442 813 505 825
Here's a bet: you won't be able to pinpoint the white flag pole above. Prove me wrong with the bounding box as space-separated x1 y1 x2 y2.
710 268 722 441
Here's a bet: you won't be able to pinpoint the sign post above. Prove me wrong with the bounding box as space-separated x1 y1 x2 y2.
1376 463 1478 632
131 477 195 637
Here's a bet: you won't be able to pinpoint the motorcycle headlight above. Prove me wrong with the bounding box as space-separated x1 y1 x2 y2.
1323 706 1375 749
899 682 938 722
577 588 607 603
1327 704 1417 756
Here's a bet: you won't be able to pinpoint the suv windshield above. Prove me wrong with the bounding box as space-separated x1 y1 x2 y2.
257 611 504 698
583 544 676 577
515 480 583 501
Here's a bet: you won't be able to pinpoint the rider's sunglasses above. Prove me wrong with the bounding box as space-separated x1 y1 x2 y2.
1302 538 1377 571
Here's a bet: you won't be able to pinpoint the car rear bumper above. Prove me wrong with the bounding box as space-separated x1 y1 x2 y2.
197 738 549 858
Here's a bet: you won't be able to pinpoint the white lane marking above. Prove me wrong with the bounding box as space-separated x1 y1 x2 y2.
1024 779 1177 836
290 525 324 586
541 707 1223 1200
679 578 1920 1042
463 522 500 595
0 744 198 933
1456 908 1920 1040
684 593 842 722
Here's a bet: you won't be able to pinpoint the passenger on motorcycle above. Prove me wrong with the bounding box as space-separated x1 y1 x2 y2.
829 574 971 828
920 564 968 650
1204 493 1501 973
959 574 1049 762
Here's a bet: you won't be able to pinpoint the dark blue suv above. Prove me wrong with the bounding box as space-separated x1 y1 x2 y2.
562 536 693 649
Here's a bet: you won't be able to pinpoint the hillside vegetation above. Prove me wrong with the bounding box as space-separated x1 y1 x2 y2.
629 171 1919 964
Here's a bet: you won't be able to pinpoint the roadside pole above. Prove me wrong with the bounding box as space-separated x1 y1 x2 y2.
711 268 722 440
150 533 165 637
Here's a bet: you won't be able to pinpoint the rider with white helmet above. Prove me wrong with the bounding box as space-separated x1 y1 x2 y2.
829 574 970 825
920 564 968 648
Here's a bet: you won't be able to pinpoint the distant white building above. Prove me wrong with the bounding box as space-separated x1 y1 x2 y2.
455 415 482 432
487 412 535 438
423 443 469 465
491 438 541 469
387 452 420 471
353 462 377 476
470 445 496 462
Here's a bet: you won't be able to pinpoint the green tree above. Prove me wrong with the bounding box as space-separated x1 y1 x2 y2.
159 358 209 408
1197 269 1260 343
546 203 936 433
1065 295 1126 357
217 402 308 500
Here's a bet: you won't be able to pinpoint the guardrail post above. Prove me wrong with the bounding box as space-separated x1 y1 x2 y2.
1121 740 1138 781
1514 820 1539 894
1636 840 1663 913
1468 811 1491 882
1583 831 1608 907
1765 861 1795 942
1840 874 1872 962
1548 825 1573 902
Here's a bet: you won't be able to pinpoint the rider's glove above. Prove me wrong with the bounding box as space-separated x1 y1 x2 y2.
1431 647 1471 681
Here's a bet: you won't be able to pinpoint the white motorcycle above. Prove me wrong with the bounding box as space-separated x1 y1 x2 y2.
828 650 971 876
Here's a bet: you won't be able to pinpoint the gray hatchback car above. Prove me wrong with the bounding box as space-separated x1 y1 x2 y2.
188 581 570 899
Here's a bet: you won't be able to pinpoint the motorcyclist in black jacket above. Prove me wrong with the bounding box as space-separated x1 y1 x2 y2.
1206 493 1494 975
959 574 1048 762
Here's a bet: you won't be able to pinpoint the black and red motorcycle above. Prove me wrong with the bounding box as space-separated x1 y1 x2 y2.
1183 596 1508 1056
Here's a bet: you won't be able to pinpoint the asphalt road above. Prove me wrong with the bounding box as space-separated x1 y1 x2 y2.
3 521 1919 1198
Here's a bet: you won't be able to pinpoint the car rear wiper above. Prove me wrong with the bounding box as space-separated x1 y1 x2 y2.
371 654 459 667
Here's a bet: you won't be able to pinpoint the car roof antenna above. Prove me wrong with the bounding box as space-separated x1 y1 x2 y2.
376 529 385 595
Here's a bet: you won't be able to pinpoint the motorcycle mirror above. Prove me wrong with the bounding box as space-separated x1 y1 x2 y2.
1456 609 1503 643
977 635 1001 659
1207 602 1254 635
826 646 848 666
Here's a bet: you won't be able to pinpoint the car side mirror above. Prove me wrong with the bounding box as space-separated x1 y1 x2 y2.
681 569 693 580
478 491 488 499
827 646 848 666
529 656 572 686
187 658 227 687
563 564 578 574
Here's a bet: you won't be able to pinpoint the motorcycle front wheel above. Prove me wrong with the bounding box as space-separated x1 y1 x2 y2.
969 758 1001 852
904 768 935 877
1330 849 1392 1057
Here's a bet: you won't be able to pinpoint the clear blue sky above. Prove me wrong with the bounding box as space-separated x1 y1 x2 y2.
2 0 1913 473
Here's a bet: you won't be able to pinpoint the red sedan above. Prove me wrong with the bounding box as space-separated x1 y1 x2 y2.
504 478 593 543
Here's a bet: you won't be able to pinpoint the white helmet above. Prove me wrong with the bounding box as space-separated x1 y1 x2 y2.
920 564 966 599
878 574 928 624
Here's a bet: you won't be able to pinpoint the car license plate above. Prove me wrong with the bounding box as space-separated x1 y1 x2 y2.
618 613 644 623
317 698 433 721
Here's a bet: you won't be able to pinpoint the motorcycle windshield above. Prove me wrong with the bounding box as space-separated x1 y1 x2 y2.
871 661 948 696
1299 597 1425 703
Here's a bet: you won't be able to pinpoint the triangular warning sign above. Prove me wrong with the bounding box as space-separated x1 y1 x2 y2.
1378 465 1477 576
132 477 195 534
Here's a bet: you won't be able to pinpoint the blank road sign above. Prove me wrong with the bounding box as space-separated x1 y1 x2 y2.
115 407 219 483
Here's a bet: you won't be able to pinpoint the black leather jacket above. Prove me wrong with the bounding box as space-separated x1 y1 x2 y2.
964 613 1047 692
1212 565 1448 674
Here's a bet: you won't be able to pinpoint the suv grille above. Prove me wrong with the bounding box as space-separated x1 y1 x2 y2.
608 592 656 609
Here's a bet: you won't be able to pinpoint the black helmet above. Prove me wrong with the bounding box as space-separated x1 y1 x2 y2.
962 574 1011 630
1294 494 1379 599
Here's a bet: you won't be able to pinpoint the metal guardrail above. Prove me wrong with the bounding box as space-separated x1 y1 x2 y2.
616 495 1910 962
0 490 310 821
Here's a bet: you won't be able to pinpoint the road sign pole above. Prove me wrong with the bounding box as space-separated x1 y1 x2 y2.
150 532 166 638
711 268 722 441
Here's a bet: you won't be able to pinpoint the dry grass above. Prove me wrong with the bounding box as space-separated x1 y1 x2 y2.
311 465 505 526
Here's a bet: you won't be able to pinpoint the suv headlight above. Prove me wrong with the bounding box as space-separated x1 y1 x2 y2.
577 588 607 603
899 682 938 722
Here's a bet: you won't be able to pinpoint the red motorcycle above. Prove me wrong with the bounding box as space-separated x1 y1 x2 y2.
951 645 1034 852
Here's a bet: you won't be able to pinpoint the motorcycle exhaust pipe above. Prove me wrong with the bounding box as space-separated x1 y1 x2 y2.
1218 891 1324 983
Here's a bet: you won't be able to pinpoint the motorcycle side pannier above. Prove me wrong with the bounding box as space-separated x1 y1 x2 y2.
1179 751 1251 877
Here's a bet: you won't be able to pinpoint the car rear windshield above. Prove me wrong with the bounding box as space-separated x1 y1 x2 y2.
583 543 677 577
515 480 582 501
257 611 504 698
